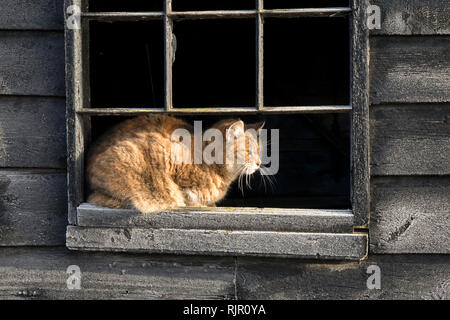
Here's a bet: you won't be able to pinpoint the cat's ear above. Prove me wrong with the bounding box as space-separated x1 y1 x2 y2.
226 120 245 139
246 121 265 134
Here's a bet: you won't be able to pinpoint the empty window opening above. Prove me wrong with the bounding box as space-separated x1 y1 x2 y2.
172 19 256 108
264 17 350 106
173 0 255 11
88 0 163 12
264 0 349 9
89 21 165 108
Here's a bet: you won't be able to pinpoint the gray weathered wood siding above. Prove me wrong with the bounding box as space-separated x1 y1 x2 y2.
0 0 67 247
0 0 448 299
0 247 448 300
369 0 450 254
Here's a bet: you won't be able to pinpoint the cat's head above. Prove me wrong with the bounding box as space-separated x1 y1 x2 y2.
210 119 265 178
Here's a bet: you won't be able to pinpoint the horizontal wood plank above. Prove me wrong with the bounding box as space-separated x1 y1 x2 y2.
0 31 65 96
67 226 367 260
236 254 450 299
370 176 450 254
77 203 354 233
81 12 164 21
77 105 351 115
81 8 351 21
370 36 450 104
0 97 66 168
371 0 450 35
0 171 67 246
370 104 450 175
0 248 448 299
0 247 235 300
0 0 64 30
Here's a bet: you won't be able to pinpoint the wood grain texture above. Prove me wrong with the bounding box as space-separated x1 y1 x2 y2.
0 247 235 300
351 0 370 227
0 248 447 300
77 203 354 233
371 0 450 35
236 254 450 299
0 31 65 96
76 106 352 114
370 104 450 176
370 36 450 104
0 0 64 31
0 171 67 246
65 0 88 224
67 226 367 260
0 97 66 168
370 176 450 254
81 8 352 21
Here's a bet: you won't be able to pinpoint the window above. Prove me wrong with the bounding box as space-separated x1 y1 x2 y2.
65 0 369 259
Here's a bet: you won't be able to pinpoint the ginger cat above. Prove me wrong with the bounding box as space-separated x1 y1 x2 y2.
86 115 264 213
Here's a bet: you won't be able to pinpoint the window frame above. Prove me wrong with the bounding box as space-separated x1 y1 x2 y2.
64 0 370 259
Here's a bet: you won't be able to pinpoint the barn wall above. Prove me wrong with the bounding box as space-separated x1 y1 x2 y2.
0 247 448 300
369 0 450 254
0 0 67 246
0 0 448 299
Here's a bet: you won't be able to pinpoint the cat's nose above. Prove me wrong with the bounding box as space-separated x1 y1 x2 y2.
256 160 261 167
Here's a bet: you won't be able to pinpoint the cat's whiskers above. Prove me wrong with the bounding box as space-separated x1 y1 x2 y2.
236 162 255 195
259 166 276 193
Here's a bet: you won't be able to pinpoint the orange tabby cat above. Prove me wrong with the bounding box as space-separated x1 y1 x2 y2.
86 115 264 213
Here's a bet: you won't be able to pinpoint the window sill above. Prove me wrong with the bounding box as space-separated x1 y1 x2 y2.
66 203 367 260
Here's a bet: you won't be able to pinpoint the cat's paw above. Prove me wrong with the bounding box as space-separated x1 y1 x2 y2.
132 200 159 214
184 190 202 205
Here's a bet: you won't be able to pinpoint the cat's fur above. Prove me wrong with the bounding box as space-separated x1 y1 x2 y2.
86 115 264 213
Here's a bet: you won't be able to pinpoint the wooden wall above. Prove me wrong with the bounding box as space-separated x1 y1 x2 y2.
0 0 448 299
369 0 450 254
0 0 67 246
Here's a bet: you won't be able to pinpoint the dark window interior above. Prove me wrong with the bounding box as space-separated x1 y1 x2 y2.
90 114 350 209
172 19 256 108
89 17 349 108
90 21 165 108
88 0 163 12
264 0 349 9
87 0 349 12
264 17 350 106
173 0 255 11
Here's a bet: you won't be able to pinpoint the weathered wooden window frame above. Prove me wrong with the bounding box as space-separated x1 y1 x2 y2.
64 0 370 259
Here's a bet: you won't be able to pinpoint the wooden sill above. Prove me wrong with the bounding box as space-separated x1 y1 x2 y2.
76 203 354 233
66 203 367 260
